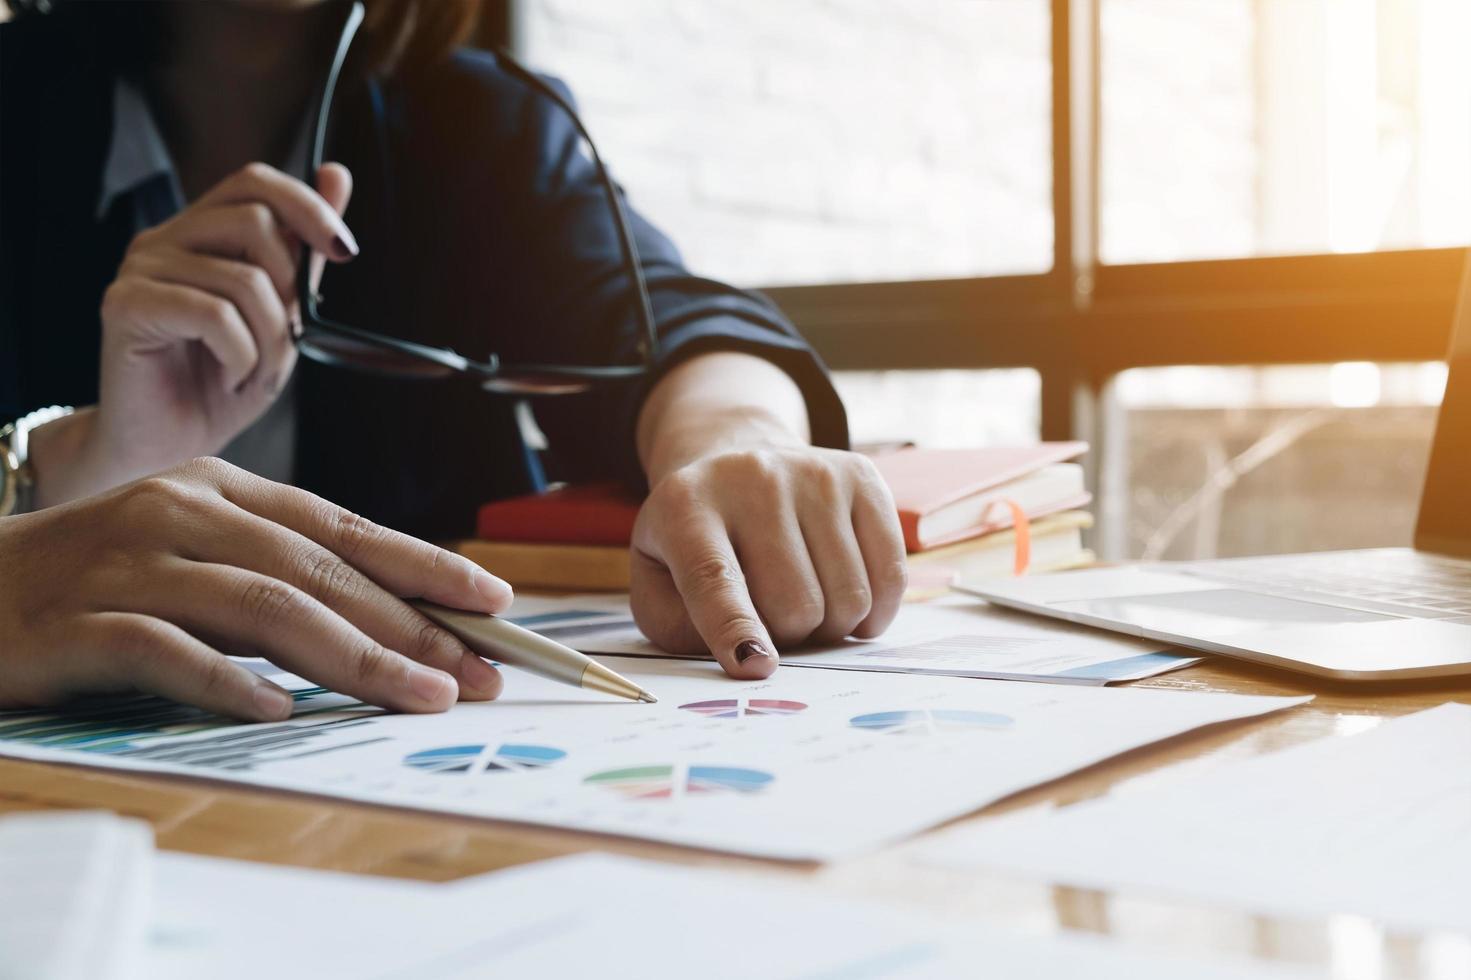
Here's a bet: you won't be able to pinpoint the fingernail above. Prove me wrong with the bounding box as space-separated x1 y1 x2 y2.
462 655 501 694
260 371 281 395
408 664 456 703
253 685 293 720
474 569 513 608
736 640 772 664
332 231 359 259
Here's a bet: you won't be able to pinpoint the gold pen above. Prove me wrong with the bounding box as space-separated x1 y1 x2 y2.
410 601 657 704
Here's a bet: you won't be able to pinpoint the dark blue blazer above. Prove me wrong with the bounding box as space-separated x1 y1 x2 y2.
0 12 846 538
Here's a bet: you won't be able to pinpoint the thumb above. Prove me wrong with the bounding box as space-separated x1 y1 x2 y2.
316 161 353 217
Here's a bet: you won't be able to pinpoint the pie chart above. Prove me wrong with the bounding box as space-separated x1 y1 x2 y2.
584 764 774 800
849 709 1013 735
403 743 567 774
679 698 809 718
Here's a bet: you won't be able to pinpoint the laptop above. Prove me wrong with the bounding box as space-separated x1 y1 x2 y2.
961 256 1471 681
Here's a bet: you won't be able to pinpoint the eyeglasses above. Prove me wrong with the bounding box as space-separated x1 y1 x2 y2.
294 1 658 396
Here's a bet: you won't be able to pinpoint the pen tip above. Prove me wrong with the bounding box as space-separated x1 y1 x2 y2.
638 692 658 704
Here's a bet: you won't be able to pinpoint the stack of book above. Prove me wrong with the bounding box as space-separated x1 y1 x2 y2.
459 444 1094 594
462 484 641 592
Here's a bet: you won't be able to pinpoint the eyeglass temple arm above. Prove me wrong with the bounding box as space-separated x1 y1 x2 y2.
489 47 662 365
302 3 659 373
297 0 364 318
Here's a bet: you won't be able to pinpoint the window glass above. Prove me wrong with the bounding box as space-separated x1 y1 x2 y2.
1096 362 1447 561
521 0 1053 287
833 369 1041 449
1102 0 1471 264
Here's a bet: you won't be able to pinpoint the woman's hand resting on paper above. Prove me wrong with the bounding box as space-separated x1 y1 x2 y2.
631 353 908 680
0 458 513 720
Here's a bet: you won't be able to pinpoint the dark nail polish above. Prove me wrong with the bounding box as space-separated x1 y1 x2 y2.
332 233 358 259
736 640 770 663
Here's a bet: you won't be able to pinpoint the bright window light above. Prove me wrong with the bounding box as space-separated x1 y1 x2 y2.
1328 361 1383 408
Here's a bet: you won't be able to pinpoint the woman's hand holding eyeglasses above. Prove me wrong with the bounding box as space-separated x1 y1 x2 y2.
0 457 513 720
34 163 356 508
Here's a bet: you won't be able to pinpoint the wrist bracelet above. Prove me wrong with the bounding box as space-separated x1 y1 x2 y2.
0 405 76 517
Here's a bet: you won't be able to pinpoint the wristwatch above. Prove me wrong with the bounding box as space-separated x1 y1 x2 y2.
0 405 74 517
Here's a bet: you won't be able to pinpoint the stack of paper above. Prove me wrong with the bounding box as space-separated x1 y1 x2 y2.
148 841 1316 979
917 703 1471 934
0 812 153 980
0 812 1300 971
0 657 1304 860
506 592 1202 685
1 810 1322 979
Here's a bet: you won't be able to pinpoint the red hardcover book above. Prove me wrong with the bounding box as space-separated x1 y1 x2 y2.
475 482 641 547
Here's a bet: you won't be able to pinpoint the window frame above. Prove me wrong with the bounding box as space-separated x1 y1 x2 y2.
763 0 1463 442
501 0 1463 441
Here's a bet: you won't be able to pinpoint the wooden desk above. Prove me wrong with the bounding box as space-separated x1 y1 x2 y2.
3 650 1468 976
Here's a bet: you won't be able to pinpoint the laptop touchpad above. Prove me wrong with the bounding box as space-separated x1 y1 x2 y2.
1050 589 1396 638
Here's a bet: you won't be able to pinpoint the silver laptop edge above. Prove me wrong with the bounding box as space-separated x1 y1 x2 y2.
962 252 1471 681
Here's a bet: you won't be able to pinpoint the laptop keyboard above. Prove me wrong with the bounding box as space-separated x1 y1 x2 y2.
1177 550 1471 617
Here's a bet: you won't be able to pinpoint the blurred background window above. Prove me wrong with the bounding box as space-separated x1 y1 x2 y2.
4 0 1458 564
1102 0 1471 263
833 369 1042 449
1097 362 1447 561
520 0 1053 287
522 0 1463 562
1089 0 1462 559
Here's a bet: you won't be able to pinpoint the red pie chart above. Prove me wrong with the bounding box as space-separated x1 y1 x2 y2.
678 698 808 718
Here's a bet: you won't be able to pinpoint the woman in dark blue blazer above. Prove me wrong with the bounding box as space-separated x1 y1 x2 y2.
0 0 906 719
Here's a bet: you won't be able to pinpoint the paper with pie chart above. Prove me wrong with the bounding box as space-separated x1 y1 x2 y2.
504 592 1202 685
0 656 1306 860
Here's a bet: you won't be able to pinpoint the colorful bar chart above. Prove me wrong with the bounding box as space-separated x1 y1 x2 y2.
99 715 383 770
0 686 355 759
509 609 639 641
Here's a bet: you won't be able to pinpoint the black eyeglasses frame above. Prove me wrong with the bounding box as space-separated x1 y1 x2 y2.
293 0 660 396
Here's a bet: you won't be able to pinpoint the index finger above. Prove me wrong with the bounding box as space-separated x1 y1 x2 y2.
201 461 513 615
200 162 358 262
641 508 778 680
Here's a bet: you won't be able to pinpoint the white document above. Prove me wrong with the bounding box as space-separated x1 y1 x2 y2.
147 851 1318 980
0 812 153 980
507 593 1202 684
0 659 1304 860
917 703 1471 934
148 853 479 980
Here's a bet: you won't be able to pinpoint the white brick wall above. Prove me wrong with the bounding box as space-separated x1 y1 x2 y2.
517 2 1453 560
1100 0 1255 263
520 0 1053 287
1101 0 1471 263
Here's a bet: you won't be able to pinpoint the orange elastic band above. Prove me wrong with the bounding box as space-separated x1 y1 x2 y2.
999 498 1031 576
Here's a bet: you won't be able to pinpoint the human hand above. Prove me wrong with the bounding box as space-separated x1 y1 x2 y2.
0 458 513 720
630 445 907 679
88 162 356 490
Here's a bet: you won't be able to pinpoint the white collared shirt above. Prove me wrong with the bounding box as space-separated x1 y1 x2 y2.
96 77 307 484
